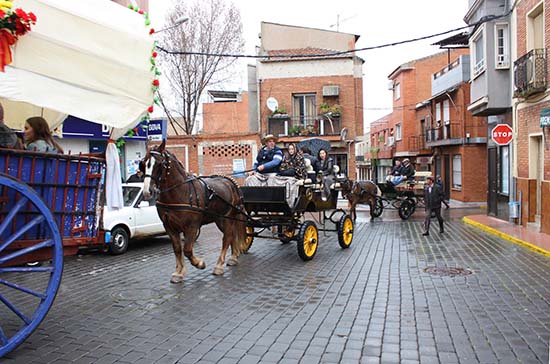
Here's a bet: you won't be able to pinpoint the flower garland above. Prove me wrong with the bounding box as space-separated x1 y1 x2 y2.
0 1 37 72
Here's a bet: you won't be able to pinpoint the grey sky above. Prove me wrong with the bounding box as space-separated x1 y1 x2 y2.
150 0 470 128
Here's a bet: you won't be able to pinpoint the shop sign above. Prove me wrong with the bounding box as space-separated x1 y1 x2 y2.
540 108 550 127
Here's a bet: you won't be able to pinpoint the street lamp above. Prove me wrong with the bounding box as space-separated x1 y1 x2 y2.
154 16 189 34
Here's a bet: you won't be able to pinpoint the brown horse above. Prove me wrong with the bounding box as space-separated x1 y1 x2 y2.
142 141 247 283
341 180 381 221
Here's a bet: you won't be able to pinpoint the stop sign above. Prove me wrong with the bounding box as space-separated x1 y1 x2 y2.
491 124 513 145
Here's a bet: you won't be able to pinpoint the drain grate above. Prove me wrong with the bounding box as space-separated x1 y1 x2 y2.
423 266 473 277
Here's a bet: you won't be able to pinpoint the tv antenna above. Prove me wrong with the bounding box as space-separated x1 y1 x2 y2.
329 14 357 32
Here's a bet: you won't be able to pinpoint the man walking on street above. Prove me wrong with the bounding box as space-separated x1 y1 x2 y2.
423 176 444 236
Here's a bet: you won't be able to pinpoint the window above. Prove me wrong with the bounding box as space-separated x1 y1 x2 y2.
396 123 402 140
470 27 485 78
500 145 509 194
443 100 450 139
292 94 316 129
527 4 544 51
452 155 462 190
495 23 509 69
435 103 442 126
394 82 401 100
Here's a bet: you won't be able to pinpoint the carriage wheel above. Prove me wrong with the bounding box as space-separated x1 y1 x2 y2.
279 226 295 244
243 226 254 253
0 174 63 358
297 221 318 261
372 197 384 217
337 214 354 249
398 199 415 220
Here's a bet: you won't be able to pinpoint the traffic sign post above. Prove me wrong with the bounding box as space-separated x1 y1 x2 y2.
491 124 513 145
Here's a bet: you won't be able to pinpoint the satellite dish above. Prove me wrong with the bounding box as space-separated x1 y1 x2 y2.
340 127 348 141
266 97 278 112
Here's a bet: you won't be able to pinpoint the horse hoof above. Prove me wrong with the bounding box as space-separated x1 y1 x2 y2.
170 274 184 284
227 257 238 266
197 260 206 269
213 266 224 276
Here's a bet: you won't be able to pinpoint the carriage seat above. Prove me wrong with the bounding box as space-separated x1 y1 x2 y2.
298 158 315 186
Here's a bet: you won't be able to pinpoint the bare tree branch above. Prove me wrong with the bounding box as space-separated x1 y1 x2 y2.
157 0 244 135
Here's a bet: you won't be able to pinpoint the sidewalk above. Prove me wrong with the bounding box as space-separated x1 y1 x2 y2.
464 214 550 257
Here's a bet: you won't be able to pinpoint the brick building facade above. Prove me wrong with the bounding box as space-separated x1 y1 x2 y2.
513 0 550 233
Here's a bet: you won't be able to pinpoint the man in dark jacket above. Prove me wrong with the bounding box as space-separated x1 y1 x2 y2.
252 134 283 174
422 176 445 236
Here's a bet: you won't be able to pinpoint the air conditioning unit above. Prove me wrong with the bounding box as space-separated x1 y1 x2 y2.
387 81 394 90
387 136 395 146
323 85 340 96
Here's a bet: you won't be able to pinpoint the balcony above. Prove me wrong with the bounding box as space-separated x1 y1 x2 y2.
425 122 487 147
432 55 470 96
268 115 342 137
514 48 547 98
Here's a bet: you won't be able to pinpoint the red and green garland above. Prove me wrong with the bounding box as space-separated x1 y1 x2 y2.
120 4 161 143
0 7 37 72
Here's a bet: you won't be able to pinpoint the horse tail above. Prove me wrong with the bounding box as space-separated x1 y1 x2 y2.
232 190 248 256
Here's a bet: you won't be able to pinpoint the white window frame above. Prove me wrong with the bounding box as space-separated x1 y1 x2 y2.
435 103 442 125
452 154 462 190
470 26 486 79
395 123 402 141
394 82 401 100
495 23 510 69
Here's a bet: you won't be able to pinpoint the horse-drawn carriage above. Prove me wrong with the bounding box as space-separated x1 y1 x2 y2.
241 173 354 261
374 171 432 220
343 171 432 221
1 0 154 357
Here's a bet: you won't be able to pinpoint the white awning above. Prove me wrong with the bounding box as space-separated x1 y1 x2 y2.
0 0 154 139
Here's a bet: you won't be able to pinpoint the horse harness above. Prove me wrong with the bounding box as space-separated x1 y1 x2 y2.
146 152 247 221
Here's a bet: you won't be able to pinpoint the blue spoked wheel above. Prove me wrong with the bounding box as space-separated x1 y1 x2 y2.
0 174 63 358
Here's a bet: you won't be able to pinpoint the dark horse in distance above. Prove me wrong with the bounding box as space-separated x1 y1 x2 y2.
142 141 247 283
341 180 381 221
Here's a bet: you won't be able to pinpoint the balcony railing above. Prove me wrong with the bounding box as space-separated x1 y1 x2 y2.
426 122 486 145
514 48 547 97
268 115 342 137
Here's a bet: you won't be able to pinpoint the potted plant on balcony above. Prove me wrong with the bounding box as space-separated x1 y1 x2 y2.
319 102 330 115
329 104 342 117
271 106 288 118
288 125 301 136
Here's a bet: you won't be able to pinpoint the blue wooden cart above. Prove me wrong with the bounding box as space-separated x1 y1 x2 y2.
0 149 105 357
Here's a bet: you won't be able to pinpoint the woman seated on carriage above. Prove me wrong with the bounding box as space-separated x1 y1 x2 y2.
314 148 335 201
278 143 306 179
23 116 63 154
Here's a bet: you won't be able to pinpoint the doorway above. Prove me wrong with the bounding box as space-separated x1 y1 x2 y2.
529 135 543 217
444 155 450 200
488 147 498 215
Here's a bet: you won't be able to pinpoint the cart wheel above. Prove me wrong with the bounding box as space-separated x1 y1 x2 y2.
398 199 415 220
337 214 354 249
372 197 383 217
297 221 318 261
0 174 63 358
243 226 254 253
279 226 295 244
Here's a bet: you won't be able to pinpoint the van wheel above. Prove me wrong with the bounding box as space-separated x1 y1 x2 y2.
109 226 129 255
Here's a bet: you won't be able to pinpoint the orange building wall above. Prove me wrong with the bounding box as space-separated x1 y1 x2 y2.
202 93 250 134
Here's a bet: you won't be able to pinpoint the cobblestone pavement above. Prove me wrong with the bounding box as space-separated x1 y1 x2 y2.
2 209 550 364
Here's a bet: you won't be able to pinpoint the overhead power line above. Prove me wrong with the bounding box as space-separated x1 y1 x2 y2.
157 11 511 59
